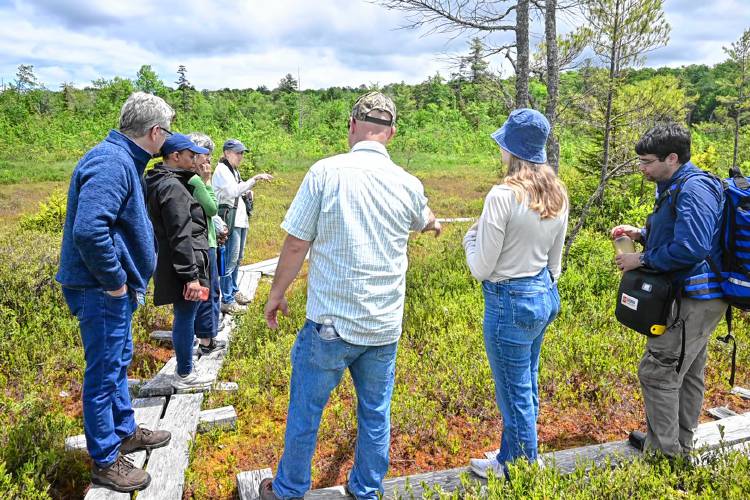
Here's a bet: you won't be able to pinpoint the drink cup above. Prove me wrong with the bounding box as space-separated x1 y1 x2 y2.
613 235 635 255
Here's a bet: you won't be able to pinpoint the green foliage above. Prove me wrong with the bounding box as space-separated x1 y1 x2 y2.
19 192 67 233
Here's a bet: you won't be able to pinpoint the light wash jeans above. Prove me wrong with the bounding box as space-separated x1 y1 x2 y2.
482 268 560 472
220 226 247 305
62 286 138 467
272 320 398 500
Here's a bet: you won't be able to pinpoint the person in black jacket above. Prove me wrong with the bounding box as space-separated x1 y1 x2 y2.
145 133 214 390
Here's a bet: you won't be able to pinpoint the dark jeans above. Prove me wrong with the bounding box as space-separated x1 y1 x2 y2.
172 298 200 376
62 286 137 467
195 247 220 339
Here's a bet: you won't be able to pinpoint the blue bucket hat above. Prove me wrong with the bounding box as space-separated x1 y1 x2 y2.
223 138 250 153
161 133 209 156
491 108 550 164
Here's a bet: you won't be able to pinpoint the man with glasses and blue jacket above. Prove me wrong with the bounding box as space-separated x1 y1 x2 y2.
611 123 727 458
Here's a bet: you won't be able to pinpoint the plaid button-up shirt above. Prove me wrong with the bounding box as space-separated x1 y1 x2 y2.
281 141 430 346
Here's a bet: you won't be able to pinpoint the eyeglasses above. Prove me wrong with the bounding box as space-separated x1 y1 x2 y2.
638 157 660 166
157 126 173 136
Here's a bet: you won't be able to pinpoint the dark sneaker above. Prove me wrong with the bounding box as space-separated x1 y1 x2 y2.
91 454 150 493
629 430 646 451
198 338 227 357
259 477 280 500
120 426 171 454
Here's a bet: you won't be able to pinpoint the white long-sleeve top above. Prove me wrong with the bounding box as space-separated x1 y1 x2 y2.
211 160 256 229
463 184 568 282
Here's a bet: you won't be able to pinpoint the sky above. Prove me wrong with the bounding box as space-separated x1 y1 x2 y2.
0 0 749 91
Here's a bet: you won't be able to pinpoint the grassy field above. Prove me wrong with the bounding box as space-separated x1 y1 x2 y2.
3 153 750 498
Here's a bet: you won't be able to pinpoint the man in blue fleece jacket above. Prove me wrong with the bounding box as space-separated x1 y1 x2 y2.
612 123 727 458
56 92 175 493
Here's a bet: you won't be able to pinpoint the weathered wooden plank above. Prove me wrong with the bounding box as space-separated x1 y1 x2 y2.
150 330 173 342
213 381 239 393
731 386 750 399
65 434 86 452
174 350 227 395
198 406 237 433
237 468 273 500
239 257 279 274
303 414 750 499
137 393 203 500
436 217 475 223
237 270 262 302
708 406 739 420
139 357 178 397
83 397 167 500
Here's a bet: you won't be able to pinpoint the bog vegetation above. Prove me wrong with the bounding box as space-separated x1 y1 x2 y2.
4 26 750 499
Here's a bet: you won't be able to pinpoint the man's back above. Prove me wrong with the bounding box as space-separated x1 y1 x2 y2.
282 141 428 346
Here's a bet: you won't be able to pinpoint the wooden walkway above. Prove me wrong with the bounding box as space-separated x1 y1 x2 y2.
237 405 750 499
67 269 260 499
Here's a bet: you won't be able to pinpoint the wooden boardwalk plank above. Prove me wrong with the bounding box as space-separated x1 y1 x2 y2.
138 393 204 500
237 270 262 301
731 386 750 399
237 468 273 500
301 413 750 499
84 397 167 500
707 406 738 420
436 217 475 223
138 357 178 397
198 406 237 433
239 257 279 274
150 330 172 342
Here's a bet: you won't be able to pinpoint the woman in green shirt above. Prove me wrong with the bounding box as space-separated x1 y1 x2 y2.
188 132 226 356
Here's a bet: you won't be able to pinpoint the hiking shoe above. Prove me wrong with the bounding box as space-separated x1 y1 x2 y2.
470 457 506 479
91 454 150 493
120 425 171 454
259 477 280 500
234 291 252 305
171 367 214 391
220 302 246 314
629 430 646 451
198 338 227 357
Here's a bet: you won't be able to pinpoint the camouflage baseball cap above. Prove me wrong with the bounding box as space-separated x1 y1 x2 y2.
351 91 396 126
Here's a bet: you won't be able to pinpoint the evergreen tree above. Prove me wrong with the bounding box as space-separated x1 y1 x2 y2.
135 65 166 95
176 65 193 113
717 28 750 167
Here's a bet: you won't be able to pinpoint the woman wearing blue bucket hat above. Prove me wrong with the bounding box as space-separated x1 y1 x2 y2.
463 108 569 479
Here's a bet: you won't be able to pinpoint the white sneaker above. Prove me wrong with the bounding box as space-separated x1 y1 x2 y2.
171 367 214 391
470 457 505 479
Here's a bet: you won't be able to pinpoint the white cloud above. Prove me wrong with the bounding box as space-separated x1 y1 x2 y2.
1 0 749 90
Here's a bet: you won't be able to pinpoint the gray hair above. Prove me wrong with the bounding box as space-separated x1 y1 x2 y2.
187 132 215 153
119 92 175 138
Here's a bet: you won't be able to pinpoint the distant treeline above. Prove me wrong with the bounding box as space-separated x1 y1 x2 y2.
0 61 746 170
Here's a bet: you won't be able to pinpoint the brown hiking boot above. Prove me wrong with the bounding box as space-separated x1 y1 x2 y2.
259 478 281 500
120 426 171 454
91 454 150 492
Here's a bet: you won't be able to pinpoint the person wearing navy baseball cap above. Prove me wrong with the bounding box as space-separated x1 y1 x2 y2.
145 133 216 391
464 108 569 479
212 139 273 314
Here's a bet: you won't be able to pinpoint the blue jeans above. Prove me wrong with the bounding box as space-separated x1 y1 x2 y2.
482 269 560 469
273 320 398 500
220 226 247 305
172 298 200 376
62 286 138 467
195 247 219 339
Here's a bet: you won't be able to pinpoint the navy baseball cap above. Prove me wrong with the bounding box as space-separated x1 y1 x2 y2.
491 108 550 164
223 138 249 153
161 133 209 156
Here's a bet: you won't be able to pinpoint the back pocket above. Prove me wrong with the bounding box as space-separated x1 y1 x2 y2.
510 290 549 331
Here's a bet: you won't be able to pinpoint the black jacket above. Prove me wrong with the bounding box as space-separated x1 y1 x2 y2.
144 163 209 306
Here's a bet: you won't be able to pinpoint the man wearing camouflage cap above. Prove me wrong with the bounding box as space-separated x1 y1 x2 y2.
261 91 441 500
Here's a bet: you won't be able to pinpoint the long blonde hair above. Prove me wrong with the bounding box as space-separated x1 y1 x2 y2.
503 154 568 219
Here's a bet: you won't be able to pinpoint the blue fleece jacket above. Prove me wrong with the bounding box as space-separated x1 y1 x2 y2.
642 161 723 289
56 130 156 293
